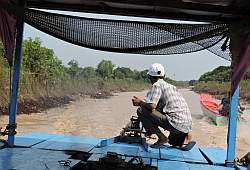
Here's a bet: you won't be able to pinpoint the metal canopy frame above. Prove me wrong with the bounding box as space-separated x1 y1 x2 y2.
24 0 250 22
3 0 250 168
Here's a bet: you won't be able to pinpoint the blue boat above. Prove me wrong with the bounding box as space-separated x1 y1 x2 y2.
0 131 245 170
0 0 250 169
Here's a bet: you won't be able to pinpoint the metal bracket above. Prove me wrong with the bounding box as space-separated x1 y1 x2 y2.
0 124 17 136
239 152 250 167
225 158 238 167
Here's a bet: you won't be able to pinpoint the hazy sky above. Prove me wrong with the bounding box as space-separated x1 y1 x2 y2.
23 11 230 81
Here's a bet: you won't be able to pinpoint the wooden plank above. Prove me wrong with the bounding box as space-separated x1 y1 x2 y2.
92 142 160 159
160 146 207 163
0 148 28 170
138 146 160 159
32 140 95 152
14 137 45 147
90 143 140 156
45 135 102 145
20 133 103 151
181 146 208 163
0 148 28 156
98 137 116 147
19 148 71 160
157 160 235 170
20 132 64 140
87 153 104 162
125 156 151 165
12 159 80 170
90 145 139 156
151 158 158 168
160 146 184 161
235 165 248 170
199 147 227 165
31 134 102 152
186 163 235 170
158 160 189 170
0 160 17 170
0 148 78 170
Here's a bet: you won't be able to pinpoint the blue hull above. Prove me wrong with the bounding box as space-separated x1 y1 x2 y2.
0 133 247 170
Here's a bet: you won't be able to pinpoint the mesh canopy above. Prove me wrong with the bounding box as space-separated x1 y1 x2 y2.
24 8 231 60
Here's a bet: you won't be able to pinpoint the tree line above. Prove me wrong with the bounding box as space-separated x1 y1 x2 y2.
0 38 149 82
0 37 189 114
0 38 152 113
19 38 149 81
198 66 250 82
192 65 250 100
0 37 183 95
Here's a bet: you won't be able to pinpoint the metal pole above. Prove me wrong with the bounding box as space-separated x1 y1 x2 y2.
226 86 240 166
7 7 25 147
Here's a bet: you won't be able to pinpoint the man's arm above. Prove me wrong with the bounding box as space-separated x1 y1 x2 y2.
132 96 156 111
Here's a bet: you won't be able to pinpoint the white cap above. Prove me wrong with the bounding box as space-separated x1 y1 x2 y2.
147 63 165 77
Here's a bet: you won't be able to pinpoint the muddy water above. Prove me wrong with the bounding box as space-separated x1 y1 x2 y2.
0 89 249 157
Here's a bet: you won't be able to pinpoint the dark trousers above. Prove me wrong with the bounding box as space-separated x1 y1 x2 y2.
137 107 187 146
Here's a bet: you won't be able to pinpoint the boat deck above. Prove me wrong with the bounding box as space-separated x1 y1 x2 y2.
0 133 247 170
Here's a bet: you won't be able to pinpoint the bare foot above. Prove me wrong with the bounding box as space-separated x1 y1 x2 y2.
157 132 168 143
151 133 168 148
183 132 192 145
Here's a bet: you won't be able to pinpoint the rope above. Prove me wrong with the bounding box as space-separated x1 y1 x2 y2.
0 123 17 136
128 156 144 168
58 160 72 167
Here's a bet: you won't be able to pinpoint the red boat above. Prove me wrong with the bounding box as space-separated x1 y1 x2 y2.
200 93 246 126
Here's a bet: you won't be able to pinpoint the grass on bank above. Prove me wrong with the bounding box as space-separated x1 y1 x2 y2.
193 80 250 101
0 70 149 114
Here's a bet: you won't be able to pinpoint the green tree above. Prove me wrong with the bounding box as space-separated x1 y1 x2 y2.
140 70 149 81
0 42 12 69
189 80 197 86
0 42 4 63
114 68 125 79
118 67 134 78
114 67 135 79
80 66 96 79
199 66 231 82
96 60 114 79
22 37 65 78
133 70 142 80
67 59 80 78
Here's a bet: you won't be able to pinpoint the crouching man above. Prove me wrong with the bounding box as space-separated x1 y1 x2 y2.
132 63 195 150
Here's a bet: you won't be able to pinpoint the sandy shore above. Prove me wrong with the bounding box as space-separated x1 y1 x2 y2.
0 89 249 157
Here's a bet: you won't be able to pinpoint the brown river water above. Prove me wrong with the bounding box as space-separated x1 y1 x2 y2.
0 89 249 157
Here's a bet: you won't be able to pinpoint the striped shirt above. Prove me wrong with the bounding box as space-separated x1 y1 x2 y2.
144 79 192 133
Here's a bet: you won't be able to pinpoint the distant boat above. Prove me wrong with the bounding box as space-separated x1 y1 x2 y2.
200 93 247 126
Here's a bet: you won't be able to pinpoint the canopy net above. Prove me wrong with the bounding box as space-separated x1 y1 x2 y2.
24 8 231 60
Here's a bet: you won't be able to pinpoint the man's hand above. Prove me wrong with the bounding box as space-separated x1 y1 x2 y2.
132 96 142 106
132 96 157 110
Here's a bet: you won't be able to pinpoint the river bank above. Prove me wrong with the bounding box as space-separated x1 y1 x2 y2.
0 89 249 158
